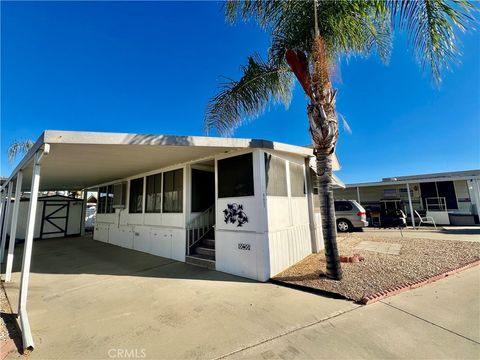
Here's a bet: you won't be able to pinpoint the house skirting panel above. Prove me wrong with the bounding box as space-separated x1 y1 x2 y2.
93 222 186 262
268 224 312 277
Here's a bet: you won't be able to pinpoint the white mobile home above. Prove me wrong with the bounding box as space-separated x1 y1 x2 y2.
1 129 340 287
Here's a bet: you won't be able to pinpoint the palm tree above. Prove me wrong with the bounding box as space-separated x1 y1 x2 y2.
205 0 475 280
8 139 34 162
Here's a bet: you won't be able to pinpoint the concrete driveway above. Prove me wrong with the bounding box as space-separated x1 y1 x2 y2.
3 236 358 359
2 235 479 359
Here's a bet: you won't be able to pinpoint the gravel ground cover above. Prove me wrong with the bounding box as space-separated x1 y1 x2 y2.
273 232 480 302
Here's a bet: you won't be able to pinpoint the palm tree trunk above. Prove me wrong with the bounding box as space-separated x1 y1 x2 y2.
315 149 342 280
308 35 343 280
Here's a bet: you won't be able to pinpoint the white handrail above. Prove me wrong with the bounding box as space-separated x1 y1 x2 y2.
186 205 215 255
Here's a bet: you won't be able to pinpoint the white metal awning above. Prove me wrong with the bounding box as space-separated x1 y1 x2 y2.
3 130 314 191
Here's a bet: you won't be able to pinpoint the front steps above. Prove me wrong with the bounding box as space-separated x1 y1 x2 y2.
185 234 215 270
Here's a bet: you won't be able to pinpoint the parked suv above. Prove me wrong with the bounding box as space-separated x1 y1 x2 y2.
334 200 368 232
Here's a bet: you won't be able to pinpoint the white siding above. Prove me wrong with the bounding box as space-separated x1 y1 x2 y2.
265 154 312 277
214 150 270 281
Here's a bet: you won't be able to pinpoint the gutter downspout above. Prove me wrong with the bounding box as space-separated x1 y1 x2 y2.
17 144 50 350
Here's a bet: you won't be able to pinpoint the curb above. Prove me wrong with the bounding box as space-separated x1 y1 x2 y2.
360 259 480 305
269 278 348 301
0 339 17 360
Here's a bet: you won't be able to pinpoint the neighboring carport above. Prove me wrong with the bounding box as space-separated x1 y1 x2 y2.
0 130 314 350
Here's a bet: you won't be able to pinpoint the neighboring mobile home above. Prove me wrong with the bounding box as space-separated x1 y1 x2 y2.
334 170 480 226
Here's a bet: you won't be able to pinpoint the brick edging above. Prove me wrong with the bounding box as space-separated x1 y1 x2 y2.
360 259 480 305
0 339 17 360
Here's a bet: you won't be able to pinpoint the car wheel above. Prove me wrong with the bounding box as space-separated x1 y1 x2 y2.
337 220 351 233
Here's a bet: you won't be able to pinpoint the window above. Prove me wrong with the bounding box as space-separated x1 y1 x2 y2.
218 153 254 198
98 187 106 214
335 201 353 212
437 181 458 210
98 185 114 214
106 185 114 213
289 163 306 197
191 169 215 212
129 177 144 213
264 153 287 196
420 181 458 210
163 169 183 213
146 174 162 213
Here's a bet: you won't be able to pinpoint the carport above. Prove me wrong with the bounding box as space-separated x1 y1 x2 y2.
2 235 356 359
0 130 321 350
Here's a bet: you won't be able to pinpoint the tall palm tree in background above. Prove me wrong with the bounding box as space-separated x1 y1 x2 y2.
7 139 34 162
205 0 475 280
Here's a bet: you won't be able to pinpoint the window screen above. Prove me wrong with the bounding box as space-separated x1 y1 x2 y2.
191 169 215 212
163 169 183 213
146 173 162 213
129 177 144 213
264 153 287 196
98 187 106 214
289 163 305 197
437 181 458 210
106 185 114 213
420 181 458 210
218 153 254 198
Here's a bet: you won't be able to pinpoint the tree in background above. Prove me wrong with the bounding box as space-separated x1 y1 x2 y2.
205 0 475 279
8 139 34 162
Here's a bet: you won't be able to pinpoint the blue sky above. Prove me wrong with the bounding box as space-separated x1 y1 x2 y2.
1 1 479 183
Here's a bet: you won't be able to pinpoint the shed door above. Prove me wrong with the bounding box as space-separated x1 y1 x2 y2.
41 201 69 239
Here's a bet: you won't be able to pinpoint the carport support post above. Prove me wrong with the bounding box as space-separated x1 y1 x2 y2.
0 190 4 230
0 183 13 263
80 190 87 236
17 154 41 350
0 190 5 249
356 187 361 204
406 182 415 229
5 171 23 282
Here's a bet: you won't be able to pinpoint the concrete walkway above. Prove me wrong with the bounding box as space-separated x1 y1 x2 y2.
232 267 480 359
3 236 479 359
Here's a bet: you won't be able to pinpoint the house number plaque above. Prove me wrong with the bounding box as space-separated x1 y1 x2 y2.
238 243 251 251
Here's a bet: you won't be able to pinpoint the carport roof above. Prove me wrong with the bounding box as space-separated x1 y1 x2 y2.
4 130 315 191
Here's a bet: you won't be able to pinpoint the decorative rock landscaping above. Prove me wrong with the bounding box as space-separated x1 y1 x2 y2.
273 231 480 303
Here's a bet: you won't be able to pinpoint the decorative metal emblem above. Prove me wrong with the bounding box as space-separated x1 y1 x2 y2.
223 203 249 227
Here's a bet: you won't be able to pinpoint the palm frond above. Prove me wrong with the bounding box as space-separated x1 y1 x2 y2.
391 0 476 84
205 55 293 136
8 139 34 162
225 0 284 29
268 1 392 67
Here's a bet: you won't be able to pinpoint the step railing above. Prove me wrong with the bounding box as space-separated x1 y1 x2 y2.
186 205 215 255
